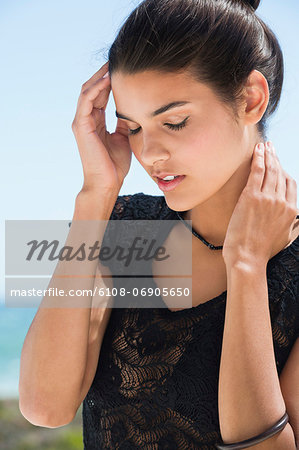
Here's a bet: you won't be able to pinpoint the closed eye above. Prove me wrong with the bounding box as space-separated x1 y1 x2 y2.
128 116 190 136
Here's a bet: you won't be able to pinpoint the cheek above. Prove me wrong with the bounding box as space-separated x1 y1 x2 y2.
128 138 139 155
184 121 242 179
130 143 141 159
129 141 148 169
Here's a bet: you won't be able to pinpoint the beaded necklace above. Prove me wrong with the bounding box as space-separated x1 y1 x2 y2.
176 212 299 251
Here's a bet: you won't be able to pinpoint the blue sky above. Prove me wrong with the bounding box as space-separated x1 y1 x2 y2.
1 0 298 300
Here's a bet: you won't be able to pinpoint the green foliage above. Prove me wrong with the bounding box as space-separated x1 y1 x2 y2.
0 399 83 450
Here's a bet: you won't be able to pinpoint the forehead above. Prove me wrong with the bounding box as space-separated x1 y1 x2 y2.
111 69 195 90
111 69 218 114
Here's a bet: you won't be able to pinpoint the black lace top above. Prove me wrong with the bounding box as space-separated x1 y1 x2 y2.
82 192 299 449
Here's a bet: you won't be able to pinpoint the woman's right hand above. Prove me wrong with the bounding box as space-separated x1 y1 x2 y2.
72 61 132 196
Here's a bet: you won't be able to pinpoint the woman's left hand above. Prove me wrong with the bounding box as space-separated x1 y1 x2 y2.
222 141 298 268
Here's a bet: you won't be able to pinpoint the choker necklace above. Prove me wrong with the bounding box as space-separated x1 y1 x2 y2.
175 210 223 251
176 212 299 251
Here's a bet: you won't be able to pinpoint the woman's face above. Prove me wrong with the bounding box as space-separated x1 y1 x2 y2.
111 69 256 211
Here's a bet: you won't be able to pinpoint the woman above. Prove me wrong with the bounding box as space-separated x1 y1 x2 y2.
19 0 299 448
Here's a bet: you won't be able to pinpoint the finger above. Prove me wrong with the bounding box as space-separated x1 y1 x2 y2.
81 61 109 90
261 141 277 194
93 85 112 137
286 177 297 206
94 108 107 140
246 143 265 191
268 142 286 198
76 76 111 121
115 118 130 138
93 84 111 111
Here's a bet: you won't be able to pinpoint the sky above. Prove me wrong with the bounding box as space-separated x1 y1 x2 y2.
1 0 299 301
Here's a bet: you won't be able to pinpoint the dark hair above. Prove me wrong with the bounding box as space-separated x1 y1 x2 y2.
108 0 284 138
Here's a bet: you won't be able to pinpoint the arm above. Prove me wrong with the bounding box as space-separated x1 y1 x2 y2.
19 60 132 428
19 191 117 428
218 260 297 449
279 338 299 449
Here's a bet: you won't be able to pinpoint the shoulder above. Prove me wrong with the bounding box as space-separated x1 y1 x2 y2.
267 215 299 341
283 212 299 250
109 192 175 220
268 213 299 297
269 214 299 267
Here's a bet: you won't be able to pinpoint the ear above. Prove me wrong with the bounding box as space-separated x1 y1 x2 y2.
239 69 270 125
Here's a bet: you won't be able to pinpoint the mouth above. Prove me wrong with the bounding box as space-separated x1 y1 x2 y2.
155 175 186 192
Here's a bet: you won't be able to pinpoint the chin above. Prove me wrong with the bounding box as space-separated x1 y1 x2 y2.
162 194 194 213
163 189 213 213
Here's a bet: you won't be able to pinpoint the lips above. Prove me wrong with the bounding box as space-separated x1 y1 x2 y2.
156 175 186 192
153 173 183 180
156 175 180 181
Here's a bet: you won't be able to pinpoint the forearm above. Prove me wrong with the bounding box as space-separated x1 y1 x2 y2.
19 192 117 425
218 261 296 449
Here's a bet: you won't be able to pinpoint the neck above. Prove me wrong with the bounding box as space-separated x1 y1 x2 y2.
183 155 253 248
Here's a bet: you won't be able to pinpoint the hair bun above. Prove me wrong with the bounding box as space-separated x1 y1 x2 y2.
243 0 261 10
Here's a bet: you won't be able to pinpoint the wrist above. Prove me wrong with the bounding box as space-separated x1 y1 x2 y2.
74 188 119 220
223 245 268 271
224 254 267 274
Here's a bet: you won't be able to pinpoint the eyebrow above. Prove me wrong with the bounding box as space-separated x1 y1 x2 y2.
115 101 191 122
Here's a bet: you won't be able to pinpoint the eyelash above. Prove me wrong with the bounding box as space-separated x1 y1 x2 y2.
128 117 190 136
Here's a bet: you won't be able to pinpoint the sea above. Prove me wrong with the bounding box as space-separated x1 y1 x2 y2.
0 302 38 399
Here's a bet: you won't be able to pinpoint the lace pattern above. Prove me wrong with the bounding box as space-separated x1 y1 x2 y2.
82 193 299 449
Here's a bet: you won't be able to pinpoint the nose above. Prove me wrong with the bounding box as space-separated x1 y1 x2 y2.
140 136 170 166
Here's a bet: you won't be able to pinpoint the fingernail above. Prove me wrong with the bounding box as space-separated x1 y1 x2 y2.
267 141 276 154
103 71 110 78
257 143 264 152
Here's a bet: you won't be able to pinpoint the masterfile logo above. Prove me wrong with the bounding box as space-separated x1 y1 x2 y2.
5 219 192 309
